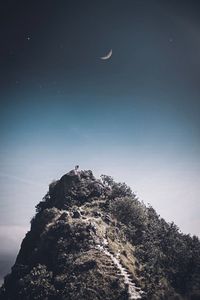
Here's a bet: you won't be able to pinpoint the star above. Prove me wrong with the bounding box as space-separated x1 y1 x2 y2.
27 36 31 41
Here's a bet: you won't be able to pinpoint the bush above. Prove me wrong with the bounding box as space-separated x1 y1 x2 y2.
18 264 55 300
101 175 133 198
110 197 147 243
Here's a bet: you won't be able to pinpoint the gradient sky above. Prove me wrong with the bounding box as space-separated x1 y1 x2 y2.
0 0 200 283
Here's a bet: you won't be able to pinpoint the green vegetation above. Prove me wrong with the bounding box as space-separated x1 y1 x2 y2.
108 183 200 299
0 170 199 300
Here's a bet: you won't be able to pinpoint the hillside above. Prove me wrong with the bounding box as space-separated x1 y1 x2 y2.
0 169 200 300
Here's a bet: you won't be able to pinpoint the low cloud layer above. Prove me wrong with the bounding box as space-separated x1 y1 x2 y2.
0 225 28 284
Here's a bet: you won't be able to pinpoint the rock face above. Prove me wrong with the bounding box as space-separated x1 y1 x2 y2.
0 169 200 300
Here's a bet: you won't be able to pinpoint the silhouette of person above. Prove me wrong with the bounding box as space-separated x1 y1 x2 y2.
74 165 79 175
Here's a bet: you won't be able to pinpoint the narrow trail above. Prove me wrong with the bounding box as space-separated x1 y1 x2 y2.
45 209 67 230
46 212 144 299
46 214 62 230
97 238 143 300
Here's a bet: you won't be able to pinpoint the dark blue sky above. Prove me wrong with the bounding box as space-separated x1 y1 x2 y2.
0 0 200 282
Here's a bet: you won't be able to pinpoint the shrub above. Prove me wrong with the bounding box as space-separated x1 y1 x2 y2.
101 175 133 198
18 264 55 300
110 197 147 242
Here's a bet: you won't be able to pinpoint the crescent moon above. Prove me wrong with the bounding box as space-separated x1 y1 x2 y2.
100 49 112 60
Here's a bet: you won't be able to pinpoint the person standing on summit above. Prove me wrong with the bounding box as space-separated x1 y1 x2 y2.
74 165 79 175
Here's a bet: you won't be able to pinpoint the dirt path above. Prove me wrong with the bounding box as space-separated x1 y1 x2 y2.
97 238 143 300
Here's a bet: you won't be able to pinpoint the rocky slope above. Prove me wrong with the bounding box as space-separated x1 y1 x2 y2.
0 169 200 300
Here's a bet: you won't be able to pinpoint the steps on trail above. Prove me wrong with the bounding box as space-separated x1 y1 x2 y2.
96 238 144 300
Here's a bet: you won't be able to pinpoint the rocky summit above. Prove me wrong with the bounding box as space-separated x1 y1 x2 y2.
0 169 200 300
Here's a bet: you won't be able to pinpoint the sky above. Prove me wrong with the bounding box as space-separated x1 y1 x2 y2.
0 0 200 283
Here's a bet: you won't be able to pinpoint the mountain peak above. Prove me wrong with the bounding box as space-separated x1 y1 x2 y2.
0 169 200 300
36 169 107 211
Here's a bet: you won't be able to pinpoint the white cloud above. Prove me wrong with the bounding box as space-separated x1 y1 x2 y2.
0 225 29 255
